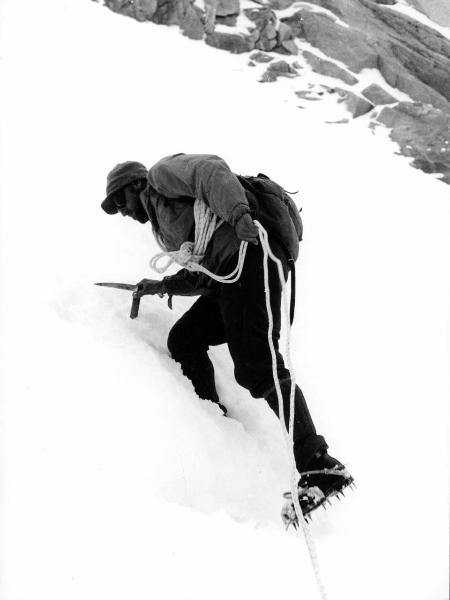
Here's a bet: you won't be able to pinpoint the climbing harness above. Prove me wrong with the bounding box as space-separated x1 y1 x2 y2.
149 202 328 599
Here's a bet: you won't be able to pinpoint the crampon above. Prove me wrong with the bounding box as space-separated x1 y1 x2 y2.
281 466 355 529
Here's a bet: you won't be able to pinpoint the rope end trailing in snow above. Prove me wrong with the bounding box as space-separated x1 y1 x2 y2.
149 206 329 600
255 219 329 600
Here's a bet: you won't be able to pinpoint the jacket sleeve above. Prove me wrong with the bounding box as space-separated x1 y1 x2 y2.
147 153 250 227
161 269 213 297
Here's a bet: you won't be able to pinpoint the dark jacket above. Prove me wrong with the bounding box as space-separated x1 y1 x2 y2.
141 153 298 297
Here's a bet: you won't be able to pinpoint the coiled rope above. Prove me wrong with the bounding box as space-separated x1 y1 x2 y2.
149 199 249 282
149 204 328 600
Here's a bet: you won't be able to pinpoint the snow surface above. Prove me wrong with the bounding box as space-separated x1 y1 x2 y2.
0 1 449 599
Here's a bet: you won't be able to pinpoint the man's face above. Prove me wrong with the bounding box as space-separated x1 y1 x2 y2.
113 181 149 224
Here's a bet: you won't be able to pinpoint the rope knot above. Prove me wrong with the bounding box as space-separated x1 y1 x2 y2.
149 199 223 275
176 241 195 265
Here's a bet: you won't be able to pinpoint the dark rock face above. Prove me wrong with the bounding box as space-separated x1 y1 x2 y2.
331 88 375 118
104 0 157 21
244 7 278 52
205 31 254 53
284 10 379 71
275 22 298 55
266 0 295 9
214 0 240 17
151 0 205 39
180 5 205 39
215 14 238 26
267 60 298 75
362 83 397 105
303 50 358 85
99 0 450 184
250 51 274 63
299 0 450 110
105 0 205 38
377 102 450 183
261 59 299 81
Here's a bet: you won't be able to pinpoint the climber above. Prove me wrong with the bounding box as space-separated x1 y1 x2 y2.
100 153 353 520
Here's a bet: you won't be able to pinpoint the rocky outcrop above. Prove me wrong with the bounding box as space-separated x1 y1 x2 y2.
261 59 299 81
99 0 450 184
290 0 450 111
105 0 205 38
376 102 450 183
244 7 278 52
249 51 274 63
361 83 397 105
329 87 375 117
214 0 239 17
104 0 157 20
376 55 449 111
283 10 379 71
203 0 239 35
276 22 298 55
265 0 294 10
151 0 205 38
205 31 254 53
303 50 358 85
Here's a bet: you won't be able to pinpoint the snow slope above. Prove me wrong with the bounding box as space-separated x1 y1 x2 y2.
0 1 449 599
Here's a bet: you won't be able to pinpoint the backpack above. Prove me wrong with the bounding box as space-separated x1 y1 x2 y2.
237 173 303 262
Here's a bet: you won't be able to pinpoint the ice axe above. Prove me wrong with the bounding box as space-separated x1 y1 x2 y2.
95 282 141 319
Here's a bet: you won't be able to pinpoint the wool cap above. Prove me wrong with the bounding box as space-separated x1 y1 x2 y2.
101 161 148 214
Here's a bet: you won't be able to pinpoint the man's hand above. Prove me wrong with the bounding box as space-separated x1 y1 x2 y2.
235 213 259 245
134 278 164 298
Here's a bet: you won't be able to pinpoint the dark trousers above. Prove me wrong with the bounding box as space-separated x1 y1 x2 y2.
167 241 327 471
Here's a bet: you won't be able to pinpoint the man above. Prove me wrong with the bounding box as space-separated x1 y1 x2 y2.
101 153 353 522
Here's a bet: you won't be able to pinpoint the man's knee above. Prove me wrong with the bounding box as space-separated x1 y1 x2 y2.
167 322 187 358
168 319 209 360
233 366 278 398
234 362 291 398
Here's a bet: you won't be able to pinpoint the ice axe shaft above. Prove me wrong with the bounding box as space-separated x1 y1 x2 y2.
95 282 141 319
129 294 140 319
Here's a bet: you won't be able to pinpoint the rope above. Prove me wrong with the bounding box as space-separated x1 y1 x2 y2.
149 208 328 599
255 221 328 600
149 198 249 283
150 199 222 274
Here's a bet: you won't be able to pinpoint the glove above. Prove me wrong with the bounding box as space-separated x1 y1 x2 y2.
234 213 259 245
134 278 164 298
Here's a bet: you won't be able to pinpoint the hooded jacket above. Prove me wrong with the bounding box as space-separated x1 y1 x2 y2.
140 153 299 297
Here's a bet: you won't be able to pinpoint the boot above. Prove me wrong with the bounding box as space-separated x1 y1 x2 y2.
281 450 353 527
298 449 353 501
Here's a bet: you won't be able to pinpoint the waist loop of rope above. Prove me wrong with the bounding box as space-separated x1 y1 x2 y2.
149 198 251 279
149 212 327 599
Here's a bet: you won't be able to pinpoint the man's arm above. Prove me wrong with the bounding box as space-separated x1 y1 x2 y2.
148 153 250 227
135 269 212 299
